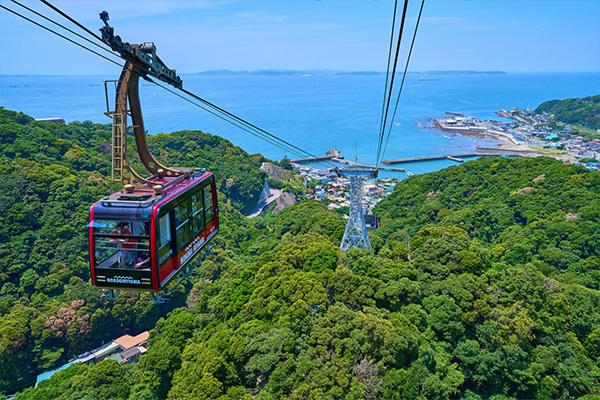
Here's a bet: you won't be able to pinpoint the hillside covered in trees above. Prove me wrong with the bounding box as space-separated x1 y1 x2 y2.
0 107 269 394
2 107 600 399
536 94 600 130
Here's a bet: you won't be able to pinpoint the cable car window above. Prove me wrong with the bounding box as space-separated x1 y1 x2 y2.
191 191 204 235
91 219 150 270
204 186 214 222
175 199 192 251
158 213 172 266
159 214 171 246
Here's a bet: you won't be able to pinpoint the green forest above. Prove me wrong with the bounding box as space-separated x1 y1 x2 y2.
536 94 600 131
2 107 600 399
0 107 267 394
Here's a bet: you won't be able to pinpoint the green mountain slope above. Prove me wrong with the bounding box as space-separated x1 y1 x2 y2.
15 153 600 399
536 94 600 130
0 108 268 394
375 156 600 289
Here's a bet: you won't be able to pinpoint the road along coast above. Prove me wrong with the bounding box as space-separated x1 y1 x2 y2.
430 114 573 162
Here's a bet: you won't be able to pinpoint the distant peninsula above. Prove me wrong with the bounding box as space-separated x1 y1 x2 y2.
188 69 507 77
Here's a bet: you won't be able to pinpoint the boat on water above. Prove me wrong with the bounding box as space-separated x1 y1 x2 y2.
407 171 414 176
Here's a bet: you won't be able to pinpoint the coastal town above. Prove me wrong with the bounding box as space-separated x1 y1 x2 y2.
292 164 397 227
242 100 600 227
272 106 600 223
253 160 396 225
431 108 600 170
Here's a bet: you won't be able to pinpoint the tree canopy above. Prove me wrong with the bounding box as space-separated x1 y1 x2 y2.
536 94 600 130
2 108 600 399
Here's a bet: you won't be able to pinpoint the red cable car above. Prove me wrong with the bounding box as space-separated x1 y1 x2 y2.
89 14 218 302
89 173 218 302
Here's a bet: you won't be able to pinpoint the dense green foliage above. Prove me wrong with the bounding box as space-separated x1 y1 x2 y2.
536 94 600 130
376 156 600 290
0 107 268 394
14 151 600 399
145 130 267 214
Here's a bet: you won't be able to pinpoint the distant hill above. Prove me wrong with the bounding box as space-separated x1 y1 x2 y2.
189 69 507 77
536 94 600 130
424 70 507 75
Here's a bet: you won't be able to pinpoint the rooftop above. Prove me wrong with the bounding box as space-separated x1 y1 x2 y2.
92 341 121 358
114 331 149 351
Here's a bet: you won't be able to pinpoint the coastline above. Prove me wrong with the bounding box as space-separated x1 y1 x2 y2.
431 118 573 162
471 130 573 161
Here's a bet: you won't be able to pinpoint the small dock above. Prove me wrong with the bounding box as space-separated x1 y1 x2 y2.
382 149 530 165
332 158 405 172
382 153 478 164
475 147 532 155
291 148 343 164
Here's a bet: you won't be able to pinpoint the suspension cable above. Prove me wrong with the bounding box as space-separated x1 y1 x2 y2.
1 3 338 166
177 86 329 163
40 0 106 44
34 2 335 164
145 77 310 159
376 0 409 168
0 4 122 67
10 0 118 59
376 0 399 168
380 0 425 163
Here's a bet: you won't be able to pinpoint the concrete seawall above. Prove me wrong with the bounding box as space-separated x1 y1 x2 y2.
382 148 532 165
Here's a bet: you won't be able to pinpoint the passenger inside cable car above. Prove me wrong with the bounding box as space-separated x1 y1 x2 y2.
92 219 151 271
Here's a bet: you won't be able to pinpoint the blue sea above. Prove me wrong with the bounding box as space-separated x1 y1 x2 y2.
1 72 599 179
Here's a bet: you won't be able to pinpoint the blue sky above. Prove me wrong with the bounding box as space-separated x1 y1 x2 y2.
1 0 599 75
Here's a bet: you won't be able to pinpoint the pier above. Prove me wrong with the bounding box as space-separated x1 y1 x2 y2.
332 158 405 172
382 153 477 164
293 146 533 170
382 148 531 165
291 148 343 164
475 146 534 155
433 118 520 145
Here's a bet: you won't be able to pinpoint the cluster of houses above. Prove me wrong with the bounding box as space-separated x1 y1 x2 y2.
435 108 599 170
35 331 149 386
294 165 397 222
495 108 600 168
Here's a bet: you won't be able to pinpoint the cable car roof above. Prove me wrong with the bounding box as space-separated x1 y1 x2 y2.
91 171 213 220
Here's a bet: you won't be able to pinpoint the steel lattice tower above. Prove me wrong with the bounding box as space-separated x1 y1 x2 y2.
337 167 378 252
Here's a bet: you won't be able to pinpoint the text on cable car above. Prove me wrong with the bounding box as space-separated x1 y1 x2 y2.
107 276 142 285
179 234 206 266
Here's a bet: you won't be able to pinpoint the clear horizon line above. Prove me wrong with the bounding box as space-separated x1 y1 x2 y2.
2 70 600 77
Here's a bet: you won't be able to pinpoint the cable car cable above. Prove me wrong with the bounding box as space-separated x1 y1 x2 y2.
376 0 409 167
2 4 336 167
380 0 425 163
177 86 332 164
10 0 118 60
40 0 108 45
377 0 408 167
376 0 399 168
26 4 334 164
0 4 123 68
145 77 311 159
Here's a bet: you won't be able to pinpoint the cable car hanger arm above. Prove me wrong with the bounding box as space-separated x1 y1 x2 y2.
99 11 182 89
